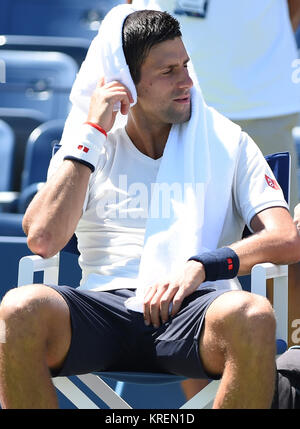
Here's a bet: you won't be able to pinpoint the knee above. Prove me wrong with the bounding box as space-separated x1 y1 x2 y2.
0 285 51 344
209 291 276 349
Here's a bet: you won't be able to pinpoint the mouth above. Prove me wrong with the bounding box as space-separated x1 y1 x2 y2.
173 94 191 104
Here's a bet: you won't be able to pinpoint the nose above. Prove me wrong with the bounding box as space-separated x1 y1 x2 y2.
178 67 193 89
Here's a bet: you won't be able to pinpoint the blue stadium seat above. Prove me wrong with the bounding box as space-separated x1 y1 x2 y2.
0 0 123 40
0 119 15 191
21 120 64 190
0 35 89 68
17 119 64 212
0 120 64 245
0 50 77 122
0 108 45 191
0 119 64 215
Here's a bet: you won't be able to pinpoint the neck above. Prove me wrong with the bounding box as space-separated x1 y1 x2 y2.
126 111 171 160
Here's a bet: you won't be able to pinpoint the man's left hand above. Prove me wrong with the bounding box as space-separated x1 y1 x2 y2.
143 260 205 328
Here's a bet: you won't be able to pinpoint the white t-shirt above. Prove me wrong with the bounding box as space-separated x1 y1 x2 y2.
48 126 288 291
132 0 300 120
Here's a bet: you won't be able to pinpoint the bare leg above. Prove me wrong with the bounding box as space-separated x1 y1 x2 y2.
199 290 276 409
0 285 71 409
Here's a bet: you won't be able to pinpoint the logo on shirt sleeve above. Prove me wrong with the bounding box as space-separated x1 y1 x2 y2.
77 145 89 153
265 175 280 190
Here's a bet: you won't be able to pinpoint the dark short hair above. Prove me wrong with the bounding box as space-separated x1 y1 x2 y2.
122 10 182 84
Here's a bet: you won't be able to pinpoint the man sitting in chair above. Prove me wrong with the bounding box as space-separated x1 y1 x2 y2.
0 6 300 409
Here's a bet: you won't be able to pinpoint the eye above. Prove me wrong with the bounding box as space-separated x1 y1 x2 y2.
162 69 172 75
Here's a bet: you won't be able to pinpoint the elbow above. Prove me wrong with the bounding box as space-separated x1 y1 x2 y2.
23 212 61 258
26 229 58 259
285 227 300 263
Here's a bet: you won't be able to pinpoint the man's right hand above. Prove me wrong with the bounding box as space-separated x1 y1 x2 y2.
87 78 134 133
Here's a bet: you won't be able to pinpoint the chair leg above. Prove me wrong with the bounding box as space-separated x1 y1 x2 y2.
180 380 220 409
77 374 132 409
53 377 100 409
273 276 288 345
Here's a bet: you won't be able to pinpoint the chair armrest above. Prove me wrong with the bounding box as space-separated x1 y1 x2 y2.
251 262 288 344
251 262 288 296
18 253 60 287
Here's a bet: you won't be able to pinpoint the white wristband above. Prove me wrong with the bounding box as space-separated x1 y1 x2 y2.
64 123 107 172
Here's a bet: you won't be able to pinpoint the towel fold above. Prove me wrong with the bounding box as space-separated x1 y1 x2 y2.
59 5 242 313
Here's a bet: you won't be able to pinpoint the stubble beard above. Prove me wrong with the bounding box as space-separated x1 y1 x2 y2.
169 104 191 124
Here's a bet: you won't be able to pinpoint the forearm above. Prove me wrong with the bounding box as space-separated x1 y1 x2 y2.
230 210 300 275
230 232 296 275
288 0 300 31
23 160 91 258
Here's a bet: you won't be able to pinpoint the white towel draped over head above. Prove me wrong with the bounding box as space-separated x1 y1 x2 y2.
59 4 242 312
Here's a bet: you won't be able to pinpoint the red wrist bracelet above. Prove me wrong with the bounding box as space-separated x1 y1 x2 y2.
84 122 107 138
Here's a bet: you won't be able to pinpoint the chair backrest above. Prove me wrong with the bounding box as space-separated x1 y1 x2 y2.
0 0 123 40
0 119 15 191
264 151 290 205
0 35 89 68
21 119 65 191
14 120 65 213
0 108 45 191
242 151 290 239
0 50 77 121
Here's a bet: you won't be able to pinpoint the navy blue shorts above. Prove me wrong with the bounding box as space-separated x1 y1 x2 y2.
48 285 229 379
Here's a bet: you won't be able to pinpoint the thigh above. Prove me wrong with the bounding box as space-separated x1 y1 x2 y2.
153 287 229 379
47 286 149 376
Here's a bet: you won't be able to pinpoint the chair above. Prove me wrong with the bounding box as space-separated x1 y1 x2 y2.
0 35 89 68
18 119 65 212
0 50 77 122
17 152 291 409
20 120 64 190
0 108 45 192
0 0 123 40
0 120 64 243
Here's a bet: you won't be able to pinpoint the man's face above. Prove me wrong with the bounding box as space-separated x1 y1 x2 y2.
135 37 193 126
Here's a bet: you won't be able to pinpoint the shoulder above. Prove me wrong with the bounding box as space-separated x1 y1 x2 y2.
107 126 127 145
236 131 264 161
